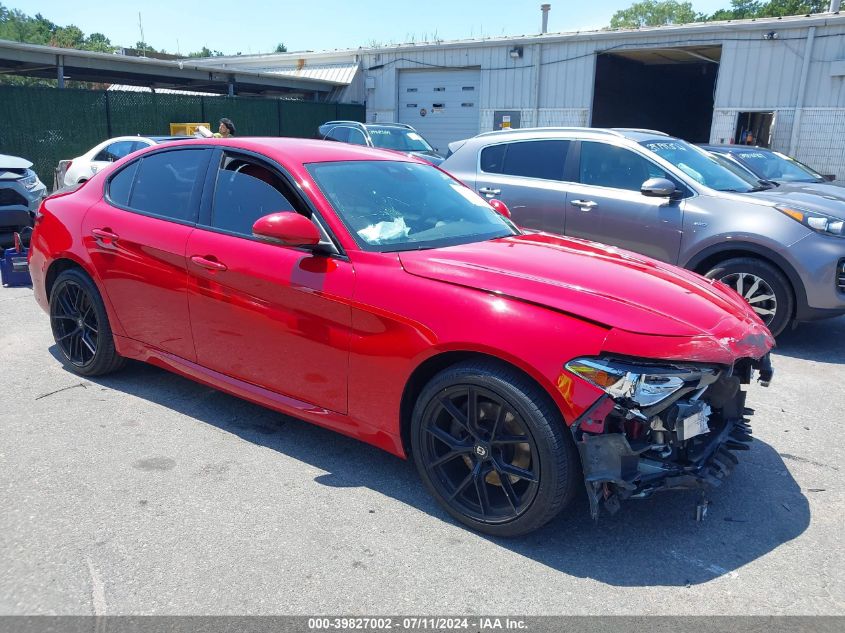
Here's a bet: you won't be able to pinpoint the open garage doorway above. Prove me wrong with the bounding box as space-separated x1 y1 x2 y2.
591 46 721 142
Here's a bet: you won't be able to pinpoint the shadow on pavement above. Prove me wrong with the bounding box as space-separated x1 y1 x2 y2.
55 350 810 588
774 315 845 364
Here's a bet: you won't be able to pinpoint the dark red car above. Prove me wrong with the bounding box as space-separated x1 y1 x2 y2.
29 138 775 536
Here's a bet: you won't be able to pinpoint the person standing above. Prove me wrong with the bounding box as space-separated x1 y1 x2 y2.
214 118 236 138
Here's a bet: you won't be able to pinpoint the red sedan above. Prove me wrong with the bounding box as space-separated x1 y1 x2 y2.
29 138 774 536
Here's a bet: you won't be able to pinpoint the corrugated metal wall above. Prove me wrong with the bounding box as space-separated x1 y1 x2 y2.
359 14 845 177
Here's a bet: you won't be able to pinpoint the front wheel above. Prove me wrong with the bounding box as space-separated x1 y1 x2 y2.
410 360 580 537
705 257 794 337
49 268 125 376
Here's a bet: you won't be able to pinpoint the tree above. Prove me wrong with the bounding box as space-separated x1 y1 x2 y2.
274 42 287 53
83 32 114 53
187 46 225 57
610 0 698 29
706 0 827 20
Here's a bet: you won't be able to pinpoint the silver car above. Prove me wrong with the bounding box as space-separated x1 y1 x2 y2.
1 154 46 247
442 128 845 336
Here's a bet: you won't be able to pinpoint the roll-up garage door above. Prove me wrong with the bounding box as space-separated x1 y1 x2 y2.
397 68 481 155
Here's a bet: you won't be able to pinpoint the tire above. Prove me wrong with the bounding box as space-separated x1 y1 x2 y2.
410 360 580 537
49 268 125 376
705 257 794 337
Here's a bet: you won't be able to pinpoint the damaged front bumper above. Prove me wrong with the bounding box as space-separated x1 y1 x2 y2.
569 354 773 520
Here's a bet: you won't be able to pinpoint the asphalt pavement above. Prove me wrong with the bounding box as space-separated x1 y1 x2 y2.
1 285 843 615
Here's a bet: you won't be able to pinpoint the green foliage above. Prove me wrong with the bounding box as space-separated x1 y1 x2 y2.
274 42 288 53
610 0 831 27
610 1 699 29
187 46 225 58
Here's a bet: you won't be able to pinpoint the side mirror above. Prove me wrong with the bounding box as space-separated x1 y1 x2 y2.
641 177 677 198
252 212 321 248
488 198 512 219
823 174 836 182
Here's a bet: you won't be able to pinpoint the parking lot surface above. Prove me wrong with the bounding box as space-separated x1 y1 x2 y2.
1 285 843 615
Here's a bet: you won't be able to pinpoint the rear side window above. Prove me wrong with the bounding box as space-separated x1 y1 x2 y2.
580 142 667 191
94 140 139 163
481 141 569 181
347 128 368 146
480 144 506 173
325 127 349 143
128 150 206 221
108 161 139 206
212 162 296 236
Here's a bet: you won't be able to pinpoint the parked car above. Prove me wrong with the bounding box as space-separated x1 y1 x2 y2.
700 145 837 186
0 153 46 247
318 121 445 165
61 135 187 187
442 127 845 337
29 137 774 536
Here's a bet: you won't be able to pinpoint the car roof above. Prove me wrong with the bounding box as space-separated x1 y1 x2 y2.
472 127 671 144
146 137 424 164
149 136 191 142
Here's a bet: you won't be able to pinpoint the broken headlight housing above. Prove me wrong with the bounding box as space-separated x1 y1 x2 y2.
565 357 718 409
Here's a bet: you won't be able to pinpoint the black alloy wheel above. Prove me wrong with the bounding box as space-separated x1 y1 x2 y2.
411 361 579 537
419 384 540 524
49 268 125 376
51 279 99 367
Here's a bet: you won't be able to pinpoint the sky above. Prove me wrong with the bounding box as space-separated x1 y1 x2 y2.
11 1 731 55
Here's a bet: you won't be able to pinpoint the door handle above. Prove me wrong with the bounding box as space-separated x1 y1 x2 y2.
91 228 119 243
570 199 597 211
478 187 501 198
190 255 228 272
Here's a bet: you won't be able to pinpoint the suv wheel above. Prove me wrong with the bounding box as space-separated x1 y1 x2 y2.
705 257 793 337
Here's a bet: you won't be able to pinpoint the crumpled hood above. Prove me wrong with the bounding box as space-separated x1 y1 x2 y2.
749 182 845 220
399 233 774 362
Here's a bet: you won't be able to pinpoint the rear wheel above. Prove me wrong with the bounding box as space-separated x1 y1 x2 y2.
411 360 579 537
49 268 125 376
705 257 793 337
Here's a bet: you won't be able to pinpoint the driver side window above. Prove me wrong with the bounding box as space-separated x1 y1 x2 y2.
210 156 297 236
579 142 669 191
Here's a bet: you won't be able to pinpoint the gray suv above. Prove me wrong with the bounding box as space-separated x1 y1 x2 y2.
442 128 845 336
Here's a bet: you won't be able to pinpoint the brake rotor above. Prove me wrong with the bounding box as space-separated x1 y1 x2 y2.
456 402 531 486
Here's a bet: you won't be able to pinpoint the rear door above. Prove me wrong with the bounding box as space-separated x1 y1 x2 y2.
474 139 572 234
186 150 354 413
564 140 684 263
82 147 212 360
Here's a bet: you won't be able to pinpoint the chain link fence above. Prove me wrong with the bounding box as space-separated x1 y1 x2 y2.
0 85 365 188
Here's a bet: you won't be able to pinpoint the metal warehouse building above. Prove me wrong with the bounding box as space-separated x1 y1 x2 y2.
200 11 845 177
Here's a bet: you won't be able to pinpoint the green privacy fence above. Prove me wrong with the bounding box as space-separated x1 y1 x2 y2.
0 85 365 188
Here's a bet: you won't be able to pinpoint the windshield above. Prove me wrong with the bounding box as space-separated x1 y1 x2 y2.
307 160 518 252
732 149 824 183
367 127 434 153
641 139 756 192
708 152 771 189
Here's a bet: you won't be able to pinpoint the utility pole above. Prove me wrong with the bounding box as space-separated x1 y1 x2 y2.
138 12 146 56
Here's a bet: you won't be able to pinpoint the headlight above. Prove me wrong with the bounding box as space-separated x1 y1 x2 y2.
565 358 716 408
21 169 41 191
777 205 845 238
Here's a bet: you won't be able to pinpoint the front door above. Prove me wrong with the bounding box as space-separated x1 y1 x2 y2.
564 140 684 263
186 151 354 413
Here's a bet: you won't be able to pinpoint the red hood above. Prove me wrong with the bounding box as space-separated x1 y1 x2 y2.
398 233 774 363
